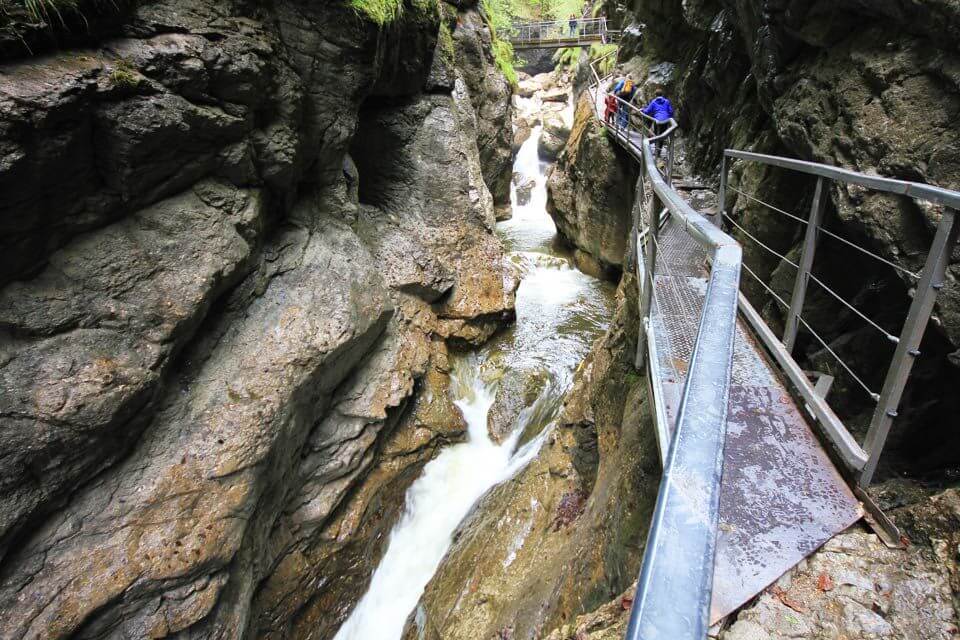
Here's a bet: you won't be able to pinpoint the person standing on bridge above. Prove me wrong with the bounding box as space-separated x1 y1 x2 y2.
568 13 578 36
642 88 674 156
612 74 637 129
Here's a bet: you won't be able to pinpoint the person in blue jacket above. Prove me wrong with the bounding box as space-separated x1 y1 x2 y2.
642 88 674 156
642 88 674 122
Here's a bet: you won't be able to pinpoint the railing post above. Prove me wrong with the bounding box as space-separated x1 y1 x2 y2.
718 153 728 224
859 209 959 486
636 176 660 369
783 176 828 352
666 134 675 186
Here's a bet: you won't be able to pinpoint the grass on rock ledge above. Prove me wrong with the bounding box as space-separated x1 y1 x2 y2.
348 0 438 25
0 0 129 49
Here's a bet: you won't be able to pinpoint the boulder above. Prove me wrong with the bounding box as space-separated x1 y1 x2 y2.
514 118 533 153
538 112 571 162
546 93 639 270
487 367 550 443
515 176 536 206
541 87 570 103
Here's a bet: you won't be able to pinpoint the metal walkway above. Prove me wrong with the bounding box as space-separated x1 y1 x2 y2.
507 18 617 50
586 61 960 639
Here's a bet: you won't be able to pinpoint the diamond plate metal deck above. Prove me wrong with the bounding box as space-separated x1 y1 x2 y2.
642 205 863 624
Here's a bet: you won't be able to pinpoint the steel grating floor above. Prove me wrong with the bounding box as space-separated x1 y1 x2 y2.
593 85 863 623
641 204 863 624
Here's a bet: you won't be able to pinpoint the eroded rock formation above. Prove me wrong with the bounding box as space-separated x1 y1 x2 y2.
0 0 514 636
547 92 640 273
402 274 661 640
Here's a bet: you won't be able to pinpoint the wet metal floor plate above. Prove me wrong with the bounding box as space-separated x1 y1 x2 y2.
642 202 863 624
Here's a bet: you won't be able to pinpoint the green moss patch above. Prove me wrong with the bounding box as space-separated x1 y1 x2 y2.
348 0 438 26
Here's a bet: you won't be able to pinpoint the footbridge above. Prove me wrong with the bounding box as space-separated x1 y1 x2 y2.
586 56 960 638
507 18 617 50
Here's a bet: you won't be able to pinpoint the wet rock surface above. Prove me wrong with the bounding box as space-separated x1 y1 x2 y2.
402 274 661 640
546 93 640 271
0 0 514 636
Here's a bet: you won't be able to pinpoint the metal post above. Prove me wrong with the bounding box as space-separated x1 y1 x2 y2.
718 154 728 225
783 177 828 352
667 134 675 185
859 209 959 486
636 178 660 368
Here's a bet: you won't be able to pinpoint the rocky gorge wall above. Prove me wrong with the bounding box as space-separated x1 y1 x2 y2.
0 0 515 637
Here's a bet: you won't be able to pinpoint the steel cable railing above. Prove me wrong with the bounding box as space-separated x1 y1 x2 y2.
721 149 960 485
588 58 742 640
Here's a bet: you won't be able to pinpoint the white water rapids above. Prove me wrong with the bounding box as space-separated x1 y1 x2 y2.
334 119 614 640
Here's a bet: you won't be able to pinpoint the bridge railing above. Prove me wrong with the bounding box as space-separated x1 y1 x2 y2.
508 17 610 47
719 150 960 486
588 59 741 640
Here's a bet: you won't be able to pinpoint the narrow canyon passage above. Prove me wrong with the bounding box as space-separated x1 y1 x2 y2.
334 127 616 640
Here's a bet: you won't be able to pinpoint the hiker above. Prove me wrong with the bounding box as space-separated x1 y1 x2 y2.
641 88 674 155
568 13 578 36
612 74 637 128
603 92 618 125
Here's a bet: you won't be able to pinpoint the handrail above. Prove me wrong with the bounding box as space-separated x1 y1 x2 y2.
588 60 742 639
726 150 960 210
585 49 959 640
721 149 960 486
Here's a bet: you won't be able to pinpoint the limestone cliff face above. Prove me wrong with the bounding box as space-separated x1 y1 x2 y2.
0 0 513 637
547 92 640 273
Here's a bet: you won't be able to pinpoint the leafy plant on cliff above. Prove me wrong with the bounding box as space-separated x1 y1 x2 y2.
347 0 402 25
347 0 437 26
0 0 127 48
481 0 518 87
553 42 615 74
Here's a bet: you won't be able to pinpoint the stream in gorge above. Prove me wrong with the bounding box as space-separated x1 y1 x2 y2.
334 124 616 640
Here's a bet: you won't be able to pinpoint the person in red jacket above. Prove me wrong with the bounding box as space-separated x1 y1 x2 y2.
604 93 618 125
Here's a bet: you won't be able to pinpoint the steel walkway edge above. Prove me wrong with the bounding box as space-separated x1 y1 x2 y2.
587 83 864 637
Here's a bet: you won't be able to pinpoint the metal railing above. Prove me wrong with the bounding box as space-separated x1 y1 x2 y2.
507 17 615 49
719 150 960 486
588 60 741 640
588 51 959 639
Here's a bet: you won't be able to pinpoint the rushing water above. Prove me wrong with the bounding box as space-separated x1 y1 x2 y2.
334 123 615 640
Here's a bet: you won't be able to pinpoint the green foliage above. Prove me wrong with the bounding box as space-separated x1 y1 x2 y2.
492 38 517 86
590 42 617 74
506 0 587 20
552 42 617 74
481 0 512 33
109 57 139 88
481 0 518 87
347 0 403 25
346 0 437 25
0 0 127 49
552 46 579 71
